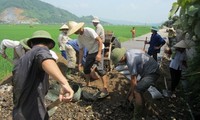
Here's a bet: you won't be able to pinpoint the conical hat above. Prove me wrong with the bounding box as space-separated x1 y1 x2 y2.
67 21 84 36
59 24 69 30
174 40 189 49
169 27 175 32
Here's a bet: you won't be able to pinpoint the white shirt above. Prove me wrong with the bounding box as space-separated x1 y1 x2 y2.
58 32 71 51
169 50 187 70
95 23 105 42
0 39 25 65
0 39 58 64
49 50 58 61
78 27 104 54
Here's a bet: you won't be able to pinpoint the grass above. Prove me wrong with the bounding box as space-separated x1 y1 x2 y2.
0 24 150 81
103 25 150 42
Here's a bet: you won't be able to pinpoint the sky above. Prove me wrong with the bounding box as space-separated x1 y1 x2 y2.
40 0 177 25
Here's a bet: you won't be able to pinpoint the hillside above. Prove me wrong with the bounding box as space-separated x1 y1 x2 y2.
0 0 109 24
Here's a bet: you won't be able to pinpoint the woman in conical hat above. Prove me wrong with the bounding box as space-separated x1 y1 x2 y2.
169 40 188 98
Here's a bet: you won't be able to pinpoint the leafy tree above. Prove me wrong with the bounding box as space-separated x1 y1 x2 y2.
169 0 200 117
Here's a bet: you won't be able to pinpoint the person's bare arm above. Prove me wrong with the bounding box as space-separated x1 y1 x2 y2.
130 75 137 90
95 36 103 62
128 75 137 100
42 59 74 102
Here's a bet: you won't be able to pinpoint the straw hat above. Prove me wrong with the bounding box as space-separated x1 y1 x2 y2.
67 21 84 36
174 40 189 49
169 27 175 32
59 24 69 30
27 30 55 49
151 26 159 31
92 16 100 23
20 38 31 50
111 48 126 65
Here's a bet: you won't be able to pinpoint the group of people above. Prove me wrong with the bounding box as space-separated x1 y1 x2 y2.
0 16 111 119
144 26 189 100
110 26 189 119
0 16 188 119
65 18 109 97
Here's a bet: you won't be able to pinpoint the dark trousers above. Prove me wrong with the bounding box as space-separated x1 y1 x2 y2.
170 68 182 92
147 51 157 61
152 53 157 61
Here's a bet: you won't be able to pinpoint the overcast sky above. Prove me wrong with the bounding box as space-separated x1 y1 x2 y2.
40 0 177 24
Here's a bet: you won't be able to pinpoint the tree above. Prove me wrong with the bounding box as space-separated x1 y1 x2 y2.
169 0 200 117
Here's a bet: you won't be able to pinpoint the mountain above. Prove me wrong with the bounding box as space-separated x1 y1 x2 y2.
0 0 110 24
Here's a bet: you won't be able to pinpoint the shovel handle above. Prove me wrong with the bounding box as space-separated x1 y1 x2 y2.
0 53 14 64
143 37 147 51
6 57 14 65
164 77 168 90
47 99 61 111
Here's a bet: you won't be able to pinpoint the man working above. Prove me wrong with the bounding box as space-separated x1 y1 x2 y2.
111 48 160 119
92 16 105 42
58 24 71 59
67 21 109 98
145 26 166 61
0 39 58 64
0 38 30 65
12 30 74 120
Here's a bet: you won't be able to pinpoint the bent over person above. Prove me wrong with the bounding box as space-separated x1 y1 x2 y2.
0 38 30 65
111 48 160 119
67 21 109 98
12 30 74 120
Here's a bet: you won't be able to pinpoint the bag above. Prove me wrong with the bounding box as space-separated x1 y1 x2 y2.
147 86 163 99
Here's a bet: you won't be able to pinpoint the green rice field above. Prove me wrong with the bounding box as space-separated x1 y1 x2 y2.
0 24 150 81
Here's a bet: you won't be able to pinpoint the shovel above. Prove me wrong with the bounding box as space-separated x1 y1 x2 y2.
0 53 14 65
47 98 61 117
47 98 61 111
47 84 82 111
143 37 147 52
162 77 171 97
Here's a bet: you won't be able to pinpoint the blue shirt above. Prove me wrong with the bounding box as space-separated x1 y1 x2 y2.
148 33 165 55
67 39 88 64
